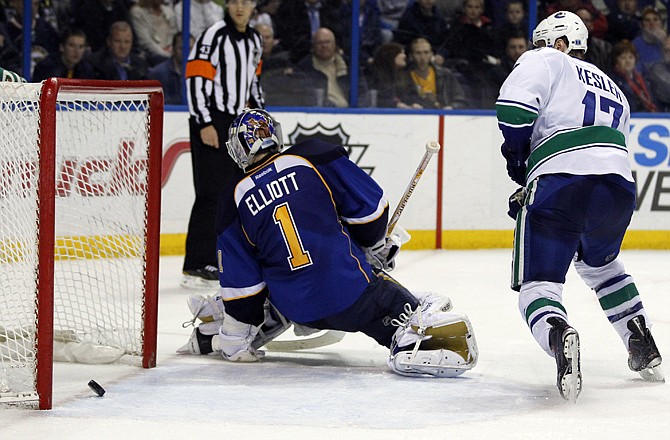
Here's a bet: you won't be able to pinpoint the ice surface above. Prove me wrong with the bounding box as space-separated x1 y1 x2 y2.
2 250 668 439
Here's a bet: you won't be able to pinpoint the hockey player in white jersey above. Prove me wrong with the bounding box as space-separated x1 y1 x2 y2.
496 11 664 401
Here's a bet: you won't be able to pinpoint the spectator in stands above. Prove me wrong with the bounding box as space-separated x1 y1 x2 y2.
545 0 608 39
609 39 657 112
256 22 328 108
89 21 148 80
483 0 515 26
443 0 499 108
576 7 613 71
175 0 224 39
487 29 527 107
434 0 464 22
255 22 291 74
606 0 641 45
32 28 95 81
4 0 59 75
492 0 527 58
367 41 423 108
147 32 192 105
394 0 450 63
339 0 385 67
646 35 670 112
603 0 655 13
72 0 130 53
275 0 342 64
250 0 281 31
295 27 369 107
407 37 468 109
129 0 178 66
0 21 21 73
377 0 407 42
632 6 665 75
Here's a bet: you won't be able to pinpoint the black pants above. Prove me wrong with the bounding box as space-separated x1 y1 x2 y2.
182 112 238 271
305 274 419 348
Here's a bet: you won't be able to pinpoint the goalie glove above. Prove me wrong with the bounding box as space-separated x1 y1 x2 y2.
364 226 410 271
507 187 527 219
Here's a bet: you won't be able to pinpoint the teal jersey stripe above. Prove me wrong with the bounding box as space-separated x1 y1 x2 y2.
496 103 538 126
525 297 567 322
599 283 640 310
528 126 626 171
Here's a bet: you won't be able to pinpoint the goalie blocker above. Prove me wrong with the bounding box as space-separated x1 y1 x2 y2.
178 291 478 378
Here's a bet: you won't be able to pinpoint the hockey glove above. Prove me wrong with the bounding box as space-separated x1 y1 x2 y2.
364 227 410 271
507 187 527 219
501 142 528 186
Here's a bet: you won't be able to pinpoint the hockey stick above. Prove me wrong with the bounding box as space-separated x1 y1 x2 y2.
386 140 441 236
264 329 346 352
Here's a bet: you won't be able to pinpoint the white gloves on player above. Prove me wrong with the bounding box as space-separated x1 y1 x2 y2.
364 226 410 271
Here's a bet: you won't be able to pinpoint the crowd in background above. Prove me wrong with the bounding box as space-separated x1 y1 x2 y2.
1 0 669 111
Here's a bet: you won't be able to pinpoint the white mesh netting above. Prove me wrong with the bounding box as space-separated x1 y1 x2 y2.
0 82 154 406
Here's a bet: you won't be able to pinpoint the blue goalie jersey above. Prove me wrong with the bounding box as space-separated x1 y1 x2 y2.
215 139 389 324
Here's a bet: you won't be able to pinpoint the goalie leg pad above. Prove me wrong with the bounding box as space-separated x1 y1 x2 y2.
251 302 292 349
389 301 478 377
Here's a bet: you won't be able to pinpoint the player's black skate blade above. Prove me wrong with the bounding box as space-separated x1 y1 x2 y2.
180 265 219 290
548 317 582 402
627 316 664 382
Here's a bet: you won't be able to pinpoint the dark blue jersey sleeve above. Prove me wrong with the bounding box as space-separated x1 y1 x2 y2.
289 140 389 247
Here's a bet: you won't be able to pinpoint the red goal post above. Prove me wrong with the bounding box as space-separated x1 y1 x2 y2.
0 79 163 410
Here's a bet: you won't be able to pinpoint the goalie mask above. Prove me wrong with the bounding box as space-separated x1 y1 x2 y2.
226 108 283 171
532 11 588 54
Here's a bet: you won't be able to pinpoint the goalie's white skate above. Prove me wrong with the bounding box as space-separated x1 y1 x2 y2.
387 296 478 378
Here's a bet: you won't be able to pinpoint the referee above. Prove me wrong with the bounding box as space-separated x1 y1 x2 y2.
182 0 264 289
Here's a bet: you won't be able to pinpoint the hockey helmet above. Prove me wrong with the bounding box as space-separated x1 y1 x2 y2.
226 108 283 171
532 11 588 54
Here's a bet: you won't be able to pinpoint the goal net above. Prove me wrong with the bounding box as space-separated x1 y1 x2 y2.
0 79 163 409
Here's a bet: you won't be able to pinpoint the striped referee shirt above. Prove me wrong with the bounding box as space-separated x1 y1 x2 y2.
185 15 264 126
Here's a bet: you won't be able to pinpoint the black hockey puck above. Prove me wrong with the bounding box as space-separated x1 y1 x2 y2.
88 380 105 397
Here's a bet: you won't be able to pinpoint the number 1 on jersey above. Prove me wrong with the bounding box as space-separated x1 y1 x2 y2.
273 202 313 270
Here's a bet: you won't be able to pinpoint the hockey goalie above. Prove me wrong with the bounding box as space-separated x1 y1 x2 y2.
177 108 478 378
179 291 478 378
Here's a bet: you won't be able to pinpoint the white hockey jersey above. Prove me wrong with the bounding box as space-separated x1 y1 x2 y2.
496 48 634 183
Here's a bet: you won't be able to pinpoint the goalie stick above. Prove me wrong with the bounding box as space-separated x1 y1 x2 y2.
387 141 441 236
263 329 346 352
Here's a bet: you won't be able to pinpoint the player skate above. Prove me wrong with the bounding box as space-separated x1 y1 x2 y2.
388 294 478 378
627 316 664 382
548 317 581 402
180 265 220 290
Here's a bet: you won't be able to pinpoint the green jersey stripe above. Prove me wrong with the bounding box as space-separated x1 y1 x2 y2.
528 126 626 171
496 104 538 126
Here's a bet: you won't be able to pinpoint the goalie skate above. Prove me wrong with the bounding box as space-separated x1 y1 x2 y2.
627 316 664 382
548 317 581 402
388 297 478 378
